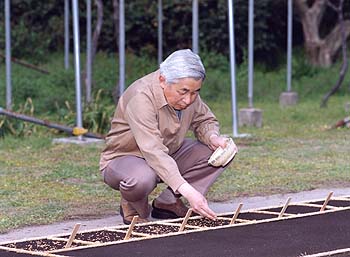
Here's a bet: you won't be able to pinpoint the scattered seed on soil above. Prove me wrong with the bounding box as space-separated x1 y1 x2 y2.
3 239 82 252
60 230 141 243
220 212 278 220
121 224 192 235
185 218 230 227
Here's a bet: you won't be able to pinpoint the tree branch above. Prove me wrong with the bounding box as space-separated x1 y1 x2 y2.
0 52 49 75
321 0 347 107
311 0 327 27
92 0 103 62
294 0 309 17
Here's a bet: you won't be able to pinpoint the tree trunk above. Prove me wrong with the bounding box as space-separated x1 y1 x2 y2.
83 0 103 104
295 0 350 67
92 0 103 62
320 0 348 107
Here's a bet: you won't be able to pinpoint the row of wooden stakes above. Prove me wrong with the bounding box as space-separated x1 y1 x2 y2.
64 191 334 247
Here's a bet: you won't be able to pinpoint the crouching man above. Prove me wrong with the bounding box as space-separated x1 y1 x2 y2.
100 49 237 224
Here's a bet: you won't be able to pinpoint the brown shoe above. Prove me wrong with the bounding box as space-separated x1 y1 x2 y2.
151 198 189 219
120 198 149 225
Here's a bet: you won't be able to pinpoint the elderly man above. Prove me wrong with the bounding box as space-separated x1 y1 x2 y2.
100 49 237 224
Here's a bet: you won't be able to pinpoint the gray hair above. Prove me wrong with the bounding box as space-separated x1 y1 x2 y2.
159 49 206 84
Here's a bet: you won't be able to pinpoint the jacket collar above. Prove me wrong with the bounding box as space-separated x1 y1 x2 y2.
152 70 169 110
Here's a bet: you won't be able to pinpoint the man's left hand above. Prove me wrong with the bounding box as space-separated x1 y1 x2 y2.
209 134 237 152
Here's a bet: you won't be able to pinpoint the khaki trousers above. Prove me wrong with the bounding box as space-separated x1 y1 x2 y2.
103 139 226 218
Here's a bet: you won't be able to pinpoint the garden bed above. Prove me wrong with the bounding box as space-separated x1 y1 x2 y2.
0 194 349 257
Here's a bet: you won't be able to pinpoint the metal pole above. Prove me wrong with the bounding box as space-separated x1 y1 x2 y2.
86 0 92 103
119 0 125 95
158 0 163 64
287 0 293 92
248 0 254 108
72 0 83 129
64 0 70 69
5 0 12 110
228 0 238 137
192 0 199 54
0 107 104 139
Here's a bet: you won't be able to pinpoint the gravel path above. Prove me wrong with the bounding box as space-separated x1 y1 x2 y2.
0 187 348 243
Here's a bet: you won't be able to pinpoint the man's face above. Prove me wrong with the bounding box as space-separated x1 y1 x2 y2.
159 76 202 110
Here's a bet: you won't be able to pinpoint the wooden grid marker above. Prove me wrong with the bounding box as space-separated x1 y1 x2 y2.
230 203 243 225
320 191 333 212
179 208 193 232
124 216 139 240
65 223 81 248
278 197 292 218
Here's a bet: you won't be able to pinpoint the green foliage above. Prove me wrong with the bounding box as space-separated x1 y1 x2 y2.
10 65 76 112
292 49 320 80
1 50 350 127
0 1 64 63
0 98 37 137
56 89 114 134
0 0 318 66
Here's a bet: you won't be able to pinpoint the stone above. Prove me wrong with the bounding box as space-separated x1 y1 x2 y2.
279 91 298 107
344 102 350 112
238 108 263 128
52 136 104 145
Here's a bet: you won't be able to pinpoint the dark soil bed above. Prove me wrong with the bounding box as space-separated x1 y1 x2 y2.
60 230 142 243
220 211 278 220
59 209 350 257
1 198 349 257
171 217 231 227
119 224 193 235
310 200 350 208
262 205 322 214
2 238 82 252
0 249 37 257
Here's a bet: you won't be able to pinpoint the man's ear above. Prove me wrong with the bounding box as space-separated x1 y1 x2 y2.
159 75 166 89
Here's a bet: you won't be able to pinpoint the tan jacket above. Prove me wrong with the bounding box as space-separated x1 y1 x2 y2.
100 70 220 192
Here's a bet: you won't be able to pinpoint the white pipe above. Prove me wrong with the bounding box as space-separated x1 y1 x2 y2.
287 0 293 92
228 0 238 137
86 0 92 103
119 0 125 95
64 0 70 69
158 0 163 64
5 0 12 110
192 0 199 54
72 0 83 129
248 0 254 108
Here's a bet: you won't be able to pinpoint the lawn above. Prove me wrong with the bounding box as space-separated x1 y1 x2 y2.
1 95 350 233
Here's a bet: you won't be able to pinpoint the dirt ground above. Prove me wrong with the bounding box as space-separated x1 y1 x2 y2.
0 187 349 243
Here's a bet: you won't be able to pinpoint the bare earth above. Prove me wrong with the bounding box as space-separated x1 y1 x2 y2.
0 187 349 243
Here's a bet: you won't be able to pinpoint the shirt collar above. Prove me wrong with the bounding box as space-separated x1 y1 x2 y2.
152 69 168 110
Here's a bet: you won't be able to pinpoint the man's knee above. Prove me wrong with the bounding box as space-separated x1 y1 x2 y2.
119 177 156 202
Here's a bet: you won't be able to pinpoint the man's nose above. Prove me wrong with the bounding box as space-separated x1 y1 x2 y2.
183 94 192 105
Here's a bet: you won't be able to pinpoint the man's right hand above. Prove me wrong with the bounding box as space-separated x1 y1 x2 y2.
177 182 217 220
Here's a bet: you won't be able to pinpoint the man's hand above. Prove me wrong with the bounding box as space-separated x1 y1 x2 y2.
209 134 237 152
177 182 217 220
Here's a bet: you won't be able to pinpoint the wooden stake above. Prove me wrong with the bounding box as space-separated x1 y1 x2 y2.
65 223 81 248
230 203 243 225
179 208 193 232
124 216 138 240
320 191 334 212
278 197 292 218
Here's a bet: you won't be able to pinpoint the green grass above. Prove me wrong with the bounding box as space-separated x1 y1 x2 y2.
1 51 350 232
1 95 350 233
208 96 350 200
